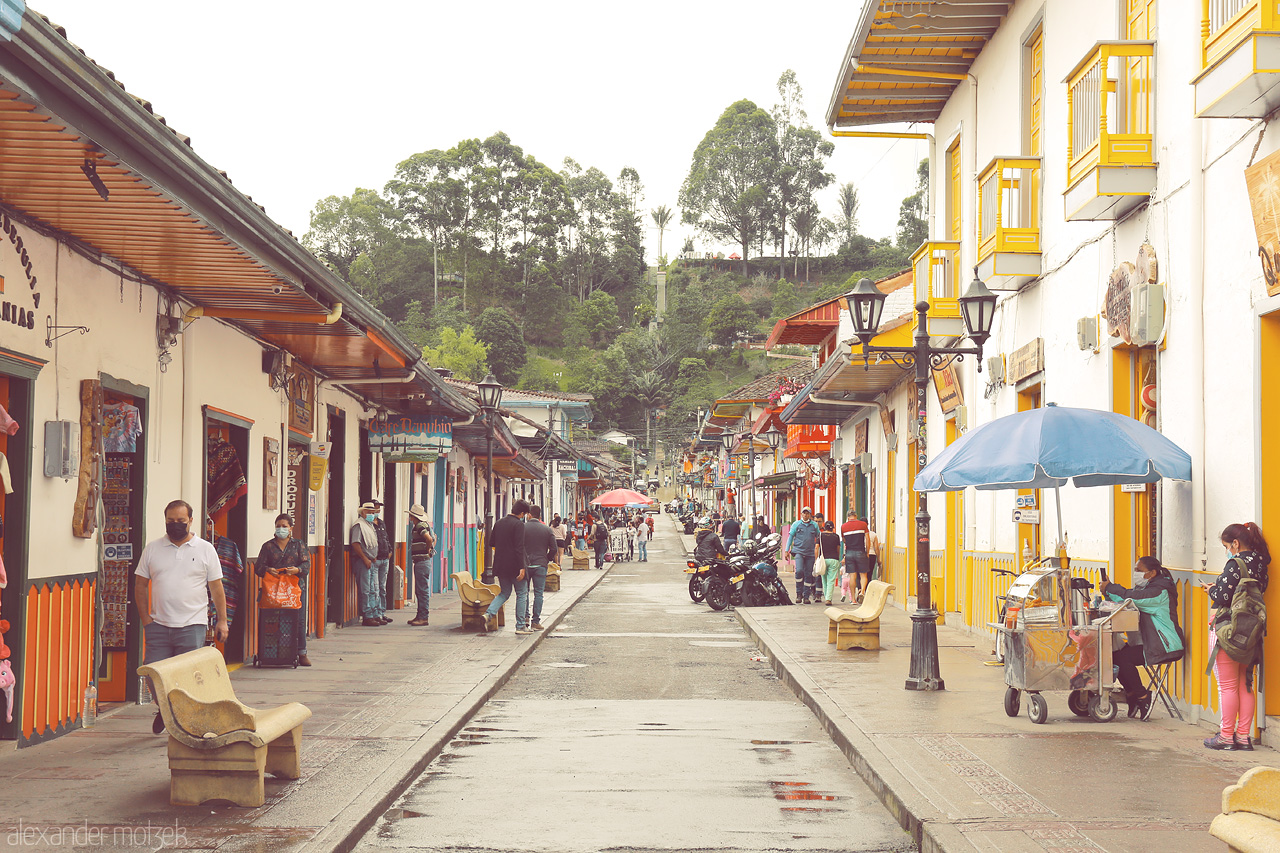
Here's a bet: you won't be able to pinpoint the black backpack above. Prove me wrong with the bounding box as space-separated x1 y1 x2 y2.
594 522 608 542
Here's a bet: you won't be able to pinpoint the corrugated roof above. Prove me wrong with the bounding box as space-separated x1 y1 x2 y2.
765 295 844 349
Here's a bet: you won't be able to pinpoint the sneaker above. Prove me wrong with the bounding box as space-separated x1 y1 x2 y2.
152 712 165 735
530 622 544 630
1235 735 1255 751
515 628 533 635
1203 733 1236 750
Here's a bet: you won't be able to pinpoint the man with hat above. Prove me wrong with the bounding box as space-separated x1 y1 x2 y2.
350 502 384 626
406 504 436 626
368 498 394 624
787 506 821 604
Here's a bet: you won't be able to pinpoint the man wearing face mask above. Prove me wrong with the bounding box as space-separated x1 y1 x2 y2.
1098 555 1185 719
255 513 311 666
135 500 228 734
350 502 383 627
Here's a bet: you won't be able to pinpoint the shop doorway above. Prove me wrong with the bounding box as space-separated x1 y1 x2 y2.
98 379 148 705
0 372 33 740
325 409 350 626
203 409 250 664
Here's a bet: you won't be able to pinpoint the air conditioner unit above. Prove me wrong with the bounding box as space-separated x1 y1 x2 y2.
986 356 1005 382
1077 316 1099 352
1130 282 1165 347
857 452 874 470
954 405 968 431
885 432 898 452
44 420 79 479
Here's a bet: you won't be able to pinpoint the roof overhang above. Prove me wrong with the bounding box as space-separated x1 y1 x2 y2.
780 352 904 425
765 296 843 348
826 0 1010 129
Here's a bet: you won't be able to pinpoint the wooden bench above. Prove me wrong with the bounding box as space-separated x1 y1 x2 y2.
137 646 310 807
545 561 562 592
451 571 504 630
825 580 895 651
1210 766 1280 853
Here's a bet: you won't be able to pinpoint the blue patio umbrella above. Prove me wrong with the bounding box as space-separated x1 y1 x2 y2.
914 403 1192 543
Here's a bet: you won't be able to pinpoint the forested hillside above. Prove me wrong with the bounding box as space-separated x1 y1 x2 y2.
301 71 928 459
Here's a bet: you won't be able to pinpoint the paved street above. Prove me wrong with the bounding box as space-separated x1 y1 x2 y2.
355 520 913 853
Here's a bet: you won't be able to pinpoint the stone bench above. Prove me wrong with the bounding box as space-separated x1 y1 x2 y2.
1210 766 1280 853
451 571 504 630
570 548 591 570
137 646 310 807
825 580 895 651
545 561 562 592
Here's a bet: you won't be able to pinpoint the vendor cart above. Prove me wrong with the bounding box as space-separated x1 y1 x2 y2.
994 560 1140 724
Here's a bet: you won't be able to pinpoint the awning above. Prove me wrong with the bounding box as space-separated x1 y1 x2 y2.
780 353 893 425
756 471 799 490
765 296 843 348
826 0 1010 129
482 450 546 481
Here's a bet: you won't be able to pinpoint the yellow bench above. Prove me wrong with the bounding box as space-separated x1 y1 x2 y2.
825 580 895 651
451 571 504 630
1210 766 1280 853
137 646 310 807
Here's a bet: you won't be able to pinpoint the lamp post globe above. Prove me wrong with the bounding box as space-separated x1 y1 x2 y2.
477 373 503 583
720 431 736 453
477 373 503 412
844 278 887 344
763 425 784 450
958 269 998 349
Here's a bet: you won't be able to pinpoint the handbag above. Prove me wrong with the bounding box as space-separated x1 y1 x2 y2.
258 572 302 610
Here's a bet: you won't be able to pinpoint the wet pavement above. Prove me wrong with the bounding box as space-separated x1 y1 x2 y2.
355 524 914 853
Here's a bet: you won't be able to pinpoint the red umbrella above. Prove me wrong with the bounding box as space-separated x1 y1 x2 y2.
591 488 652 506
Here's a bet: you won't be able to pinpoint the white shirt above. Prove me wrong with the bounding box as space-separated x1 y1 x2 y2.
136 534 222 628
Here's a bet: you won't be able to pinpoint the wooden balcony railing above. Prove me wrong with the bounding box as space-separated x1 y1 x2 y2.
911 241 961 320
784 423 834 459
977 156 1042 264
1203 0 1269 68
1066 42 1155 188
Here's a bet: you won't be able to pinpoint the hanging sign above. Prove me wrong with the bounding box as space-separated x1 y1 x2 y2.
931 362 964 414
1008 338 1045 385
285 444 306 528
854 419 869 455
263 437 280 510
1246 147 1280 298
0 214 47 336
287 364 316 435
1104 263 1135 344
368 416 452 462
308 441 331 491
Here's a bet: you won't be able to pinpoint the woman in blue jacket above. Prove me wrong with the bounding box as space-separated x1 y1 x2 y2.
1099 556 1185 719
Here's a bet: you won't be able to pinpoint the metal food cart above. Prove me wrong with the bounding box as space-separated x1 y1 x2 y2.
993 560 1140 724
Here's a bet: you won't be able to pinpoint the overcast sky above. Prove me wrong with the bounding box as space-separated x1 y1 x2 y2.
32 0 926 264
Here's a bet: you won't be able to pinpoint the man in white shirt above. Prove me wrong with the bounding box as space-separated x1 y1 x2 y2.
135 499 228 734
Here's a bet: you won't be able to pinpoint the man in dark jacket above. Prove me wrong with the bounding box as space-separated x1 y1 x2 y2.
693 517 726 565
721 514 741 551
521 505 559 632
483 499 529 633
1100 556 1184 718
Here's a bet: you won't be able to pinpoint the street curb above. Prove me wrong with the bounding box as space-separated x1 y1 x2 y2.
299 566 612 853
736 608 978 853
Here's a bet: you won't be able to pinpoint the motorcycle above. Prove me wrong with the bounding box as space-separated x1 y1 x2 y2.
729 533 791 607
680 513 698 535
684 559 711 603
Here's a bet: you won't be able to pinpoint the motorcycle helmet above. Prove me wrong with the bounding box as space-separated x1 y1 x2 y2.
699 516 711 526
754 560 777 580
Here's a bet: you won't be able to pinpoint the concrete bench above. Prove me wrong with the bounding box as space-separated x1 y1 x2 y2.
1210 766 1280 852
451 571 504 630
825 580 895 651
137 646 310 807
570 548 591 570
545 561 562 592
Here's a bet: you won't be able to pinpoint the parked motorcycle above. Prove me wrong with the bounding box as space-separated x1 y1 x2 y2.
730 533 791 606
684 559 711 603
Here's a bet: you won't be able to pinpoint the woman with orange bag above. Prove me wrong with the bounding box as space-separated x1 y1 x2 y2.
255 513 311 667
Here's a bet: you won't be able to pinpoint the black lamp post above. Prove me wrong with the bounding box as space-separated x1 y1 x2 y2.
719 431 736 517
477 373 503 584
844 271 997 691
762 425 784 532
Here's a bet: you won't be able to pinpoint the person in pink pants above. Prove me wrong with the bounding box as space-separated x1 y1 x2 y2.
1202 522 1270 750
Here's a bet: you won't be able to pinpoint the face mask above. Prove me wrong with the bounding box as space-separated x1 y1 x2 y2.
1134 576 1149 588
275 527 291 540
365 514 377 523
166 521 188 540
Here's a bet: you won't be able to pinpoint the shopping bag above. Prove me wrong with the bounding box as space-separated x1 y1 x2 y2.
258 572 302 609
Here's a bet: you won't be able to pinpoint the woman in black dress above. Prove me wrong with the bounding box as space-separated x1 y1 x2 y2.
256 513 311 667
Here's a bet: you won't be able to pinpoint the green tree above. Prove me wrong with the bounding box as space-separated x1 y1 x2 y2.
897 157 929 252
474 307 527 385
423 326 489 381
679 99 777 274
385 148 463 308
303 188 392 282
836 181 860 249
769 70 834 278
651 204 674 267
566 289 621 348
705 294 757 346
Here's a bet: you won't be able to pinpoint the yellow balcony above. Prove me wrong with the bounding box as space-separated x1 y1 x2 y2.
1195 0 1280 116
910 240 963 338
976 156 1042 291
1064 41 1157 221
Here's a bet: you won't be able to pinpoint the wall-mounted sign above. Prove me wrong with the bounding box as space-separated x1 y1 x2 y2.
286 363 316 435
1120 482 1149 493
263 437 280 510
308 441 331 491
1015 494 1037 508
368 416 452 462
1 214 46 335
1012 508 1041 524
854 419 869 455
1008 338 1045 385
285 444 306 529
1246 147 1280 298
931 362 964 414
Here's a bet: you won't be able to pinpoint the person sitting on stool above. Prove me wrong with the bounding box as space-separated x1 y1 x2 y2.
1098 556 1186 719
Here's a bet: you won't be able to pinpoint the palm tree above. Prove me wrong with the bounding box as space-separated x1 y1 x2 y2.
837 181 859 249
651 204 674 266
634 369 667 456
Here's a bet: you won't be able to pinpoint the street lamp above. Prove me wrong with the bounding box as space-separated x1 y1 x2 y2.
477 372 504 584
761 424 784 533
843 271 997 692
719 431 736 517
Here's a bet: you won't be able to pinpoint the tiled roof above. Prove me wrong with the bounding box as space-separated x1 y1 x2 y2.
722 363 817 402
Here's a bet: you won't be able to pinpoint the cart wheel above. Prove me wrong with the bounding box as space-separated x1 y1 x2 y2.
1068 690 1091 717
1088 693 1117 723
1003 687 1021 717
995 630 1007 664
1027 693 1048 724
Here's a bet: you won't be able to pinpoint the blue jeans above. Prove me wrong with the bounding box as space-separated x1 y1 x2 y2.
412 558 431 620
724 538 738 552
525 565 547 625
576 536 586 551
372 558 389 618
793 553 817 600
638 539 647 561
142 622 206 665
357 560 377 619
485 575 529 629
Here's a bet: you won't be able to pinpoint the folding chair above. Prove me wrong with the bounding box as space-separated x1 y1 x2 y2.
1142 661 1184 721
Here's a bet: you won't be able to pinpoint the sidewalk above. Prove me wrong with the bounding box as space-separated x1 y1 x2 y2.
737 600 1273 853
0 567 607 853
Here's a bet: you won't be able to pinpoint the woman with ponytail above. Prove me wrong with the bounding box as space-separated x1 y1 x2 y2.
1202 522 1270 750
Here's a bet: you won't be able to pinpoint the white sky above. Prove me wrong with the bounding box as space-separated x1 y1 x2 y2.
30 0 926 264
